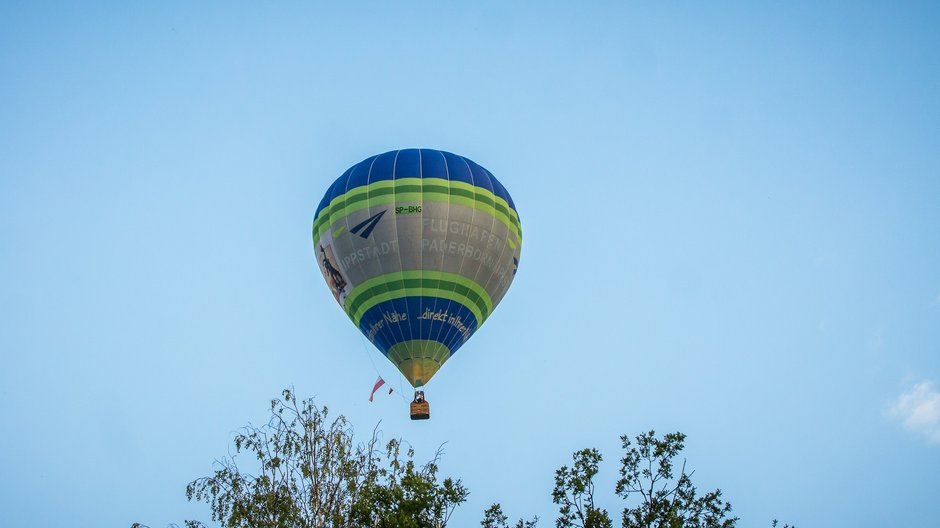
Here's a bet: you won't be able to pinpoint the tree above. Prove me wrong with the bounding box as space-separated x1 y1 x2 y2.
179 389 468 528
481 504 539 528
136 395 795 528
548 431 737 528
552 448 612 528
615 431 735 528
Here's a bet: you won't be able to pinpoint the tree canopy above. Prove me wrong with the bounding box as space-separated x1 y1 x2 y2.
183 389 467 528
550 431 737 528
135 391 795 528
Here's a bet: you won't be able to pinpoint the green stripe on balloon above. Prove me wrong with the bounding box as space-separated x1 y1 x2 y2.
313 191 425 244
348 284 488 328
312 178 521 247
314 196 518 248
316 177 519 226
346 270 493 314
314 190 519 239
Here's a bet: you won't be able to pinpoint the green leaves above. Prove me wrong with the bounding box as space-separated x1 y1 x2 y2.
142 402 793 528
184 389 467 528
614 431 736 528
481 504 539 528
549 431 737 528
552 449 612 528
347 439 469 528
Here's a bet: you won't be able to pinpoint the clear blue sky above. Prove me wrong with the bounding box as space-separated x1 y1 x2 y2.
2 2 939 527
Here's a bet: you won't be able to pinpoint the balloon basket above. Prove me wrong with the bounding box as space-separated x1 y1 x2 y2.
410 400 430 420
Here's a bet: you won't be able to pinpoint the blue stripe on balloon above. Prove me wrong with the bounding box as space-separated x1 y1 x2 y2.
345 154 376 190
357 296 478 357
330 169 354 208
440 150 472 185
487 167 516 211
422 149 449 180
314 149 516 219
318 167 351 215
395 148 421 178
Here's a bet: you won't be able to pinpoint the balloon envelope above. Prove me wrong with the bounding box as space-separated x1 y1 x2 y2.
313 149 522 387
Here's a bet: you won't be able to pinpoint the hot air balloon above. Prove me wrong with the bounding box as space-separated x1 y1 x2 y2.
312 149 522 419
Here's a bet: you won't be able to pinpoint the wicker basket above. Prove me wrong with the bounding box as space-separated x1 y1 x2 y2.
410 400 430 420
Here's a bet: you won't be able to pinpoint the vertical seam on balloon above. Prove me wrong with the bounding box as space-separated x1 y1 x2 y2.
381 150 410 371
479 167 516 323
344 160 371 316
467 163 498 331
421 152 445 360
404 148 426 372
465 159 497 339
340 163 366 319
475 166 502 310
438 156 474 350
419 152 428 352
361 154 395 365
338 163 357 319
426 151 455 365
417 149 425 370
414 149 423 361
434 155 476 356
486 171 519 308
